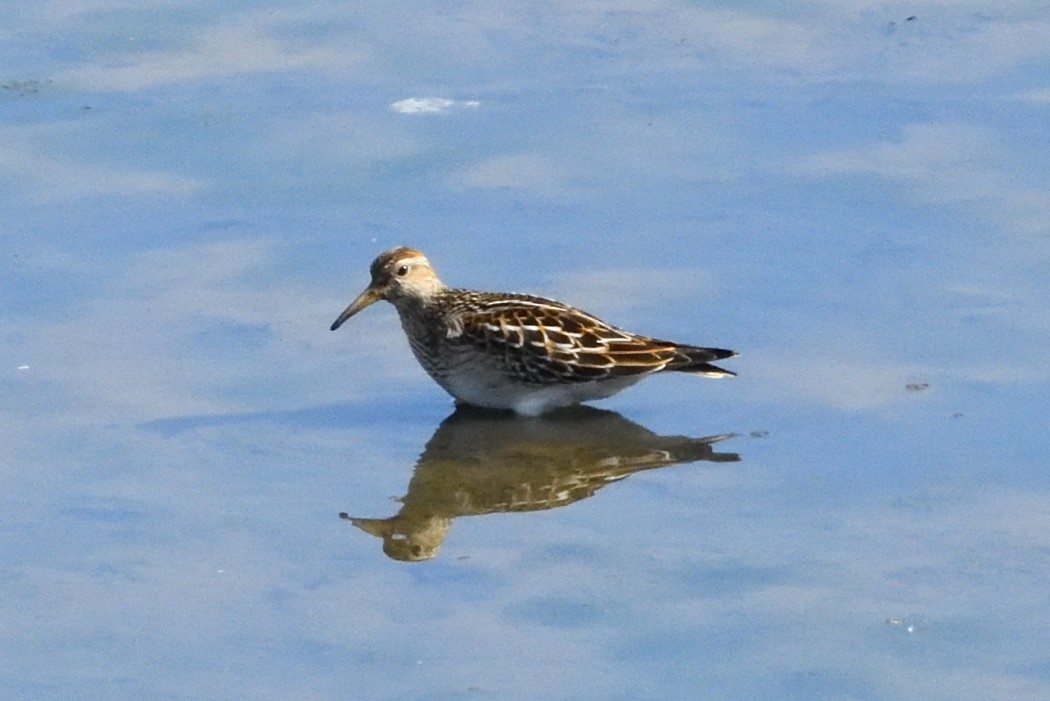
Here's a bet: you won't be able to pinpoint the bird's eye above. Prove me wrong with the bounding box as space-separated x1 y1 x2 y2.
396 264 409 276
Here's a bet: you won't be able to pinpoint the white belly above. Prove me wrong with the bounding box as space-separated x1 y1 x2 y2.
439 371 643 415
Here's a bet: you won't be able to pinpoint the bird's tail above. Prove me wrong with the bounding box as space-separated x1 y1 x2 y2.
670 345 737 378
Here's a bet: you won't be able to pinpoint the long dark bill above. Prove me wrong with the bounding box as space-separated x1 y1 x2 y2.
330 286 383 331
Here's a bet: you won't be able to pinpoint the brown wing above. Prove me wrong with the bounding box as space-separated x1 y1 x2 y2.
453 296 685 384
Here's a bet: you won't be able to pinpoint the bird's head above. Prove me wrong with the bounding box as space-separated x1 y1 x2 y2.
330 247 445 330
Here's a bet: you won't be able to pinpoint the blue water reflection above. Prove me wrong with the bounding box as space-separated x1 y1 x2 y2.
3 2 1050 700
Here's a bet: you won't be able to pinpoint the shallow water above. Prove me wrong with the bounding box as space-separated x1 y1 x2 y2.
4 3 1050 700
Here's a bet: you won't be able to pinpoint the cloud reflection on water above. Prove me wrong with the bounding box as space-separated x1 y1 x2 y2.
3 1 1050 699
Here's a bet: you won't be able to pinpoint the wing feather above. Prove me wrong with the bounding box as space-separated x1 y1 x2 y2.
450 295 683 383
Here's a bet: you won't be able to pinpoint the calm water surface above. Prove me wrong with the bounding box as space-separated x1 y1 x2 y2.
3 3 1050 700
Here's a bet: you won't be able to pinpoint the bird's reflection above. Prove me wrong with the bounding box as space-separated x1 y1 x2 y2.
341 405 739 562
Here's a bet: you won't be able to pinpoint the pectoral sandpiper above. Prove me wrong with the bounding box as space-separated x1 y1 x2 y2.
330 247 736 415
